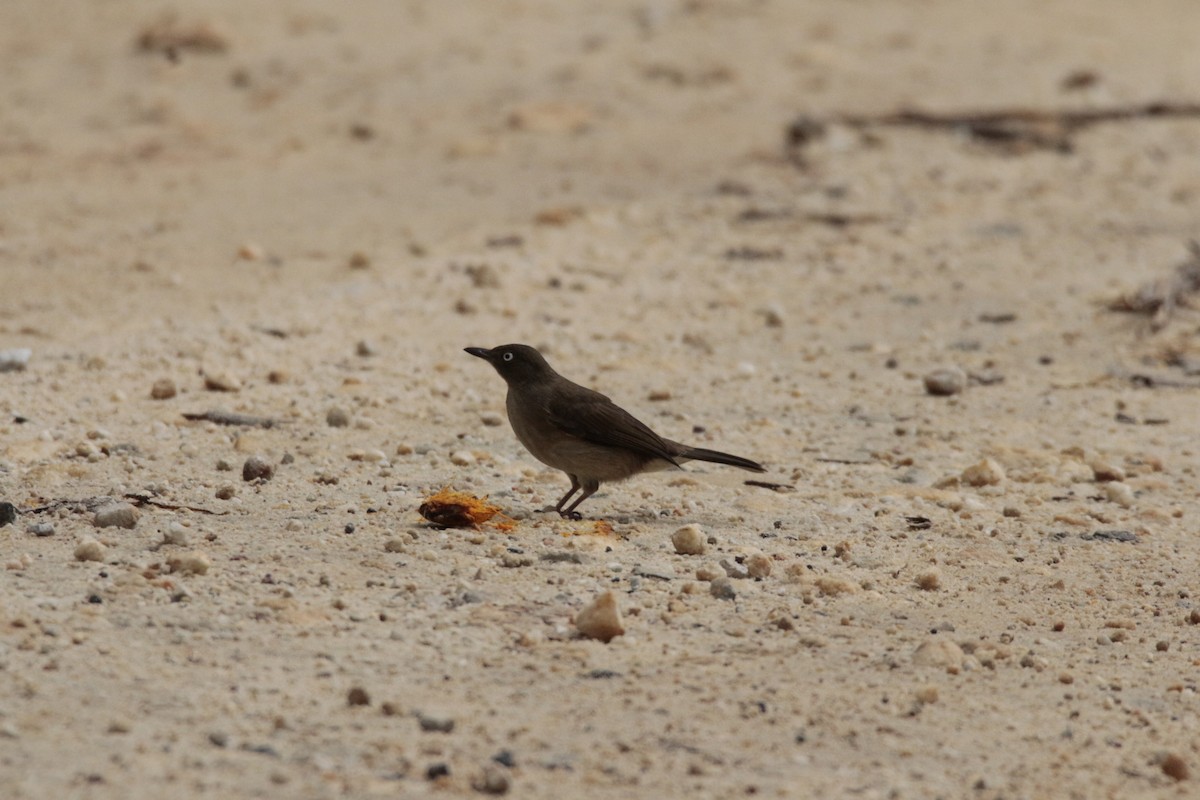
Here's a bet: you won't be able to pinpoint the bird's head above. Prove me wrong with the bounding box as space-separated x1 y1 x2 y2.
464 344 555 384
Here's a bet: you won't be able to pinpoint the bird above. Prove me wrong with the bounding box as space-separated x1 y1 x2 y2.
465 344 765 518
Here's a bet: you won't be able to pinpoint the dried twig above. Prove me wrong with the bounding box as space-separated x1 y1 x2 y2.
743 480 796 492
124 492 225 515
786 101 1200 156
182 409 278 428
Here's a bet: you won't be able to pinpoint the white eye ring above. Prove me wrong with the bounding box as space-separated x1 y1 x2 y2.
502 352 514 361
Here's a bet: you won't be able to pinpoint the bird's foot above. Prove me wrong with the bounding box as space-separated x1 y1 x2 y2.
558 510 583 521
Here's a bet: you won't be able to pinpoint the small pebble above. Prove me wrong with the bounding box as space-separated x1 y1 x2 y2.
202 369 241 392
242 455 275 482
326 407 351 428
745 553 772 579
237 242 263 260
480 412 504 427
0 348 31 372
709 577 737 600
150 378 177 400
574 590 625 642
74 537 107 562
761 305 785 328
472 764 511 795
961 458 1005 487
450 450 476 467
501 552 533 568
1091 459 1126 483
426 763 450 781
0 502 16 527
75 441 101 459
915 569 942 591
671 524 706 555
163 522 189 546
912 638 964 672
923 367 967 396
720 559 749 579
416 712 455 733
27 522 55 537
695 565 722 582
355 339 377 357
215 485 236 500
169 551 211 575
1162 753 1189 782
94 502 139 529
1105 482 1134 507
347 687 370 706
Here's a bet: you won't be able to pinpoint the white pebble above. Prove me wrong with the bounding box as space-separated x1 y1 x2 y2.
75 537 107 562
163 522 189 546
1105 482 1135 507
0 348 31 372
450 450 476 466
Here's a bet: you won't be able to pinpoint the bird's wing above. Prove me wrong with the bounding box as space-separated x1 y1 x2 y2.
546 389 680 465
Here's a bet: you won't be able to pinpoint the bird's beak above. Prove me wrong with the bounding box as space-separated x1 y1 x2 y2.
464 347 493 361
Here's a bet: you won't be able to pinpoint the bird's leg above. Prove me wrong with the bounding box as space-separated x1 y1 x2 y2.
561 478 599 520
552 475 581 516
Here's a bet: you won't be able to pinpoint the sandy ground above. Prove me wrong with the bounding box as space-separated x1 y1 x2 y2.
4 1 1200 797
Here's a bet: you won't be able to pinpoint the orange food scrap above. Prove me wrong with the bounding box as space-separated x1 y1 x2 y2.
417 488 509 529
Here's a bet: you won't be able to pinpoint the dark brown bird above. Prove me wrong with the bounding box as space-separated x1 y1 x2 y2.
465 344 765 518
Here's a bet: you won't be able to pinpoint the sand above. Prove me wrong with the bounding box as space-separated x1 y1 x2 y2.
3 1 1200 797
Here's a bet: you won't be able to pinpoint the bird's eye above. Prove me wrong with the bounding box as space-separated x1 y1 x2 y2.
502 352 514 362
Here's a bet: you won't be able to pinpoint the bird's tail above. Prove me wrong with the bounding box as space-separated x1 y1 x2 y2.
677 446 765 473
